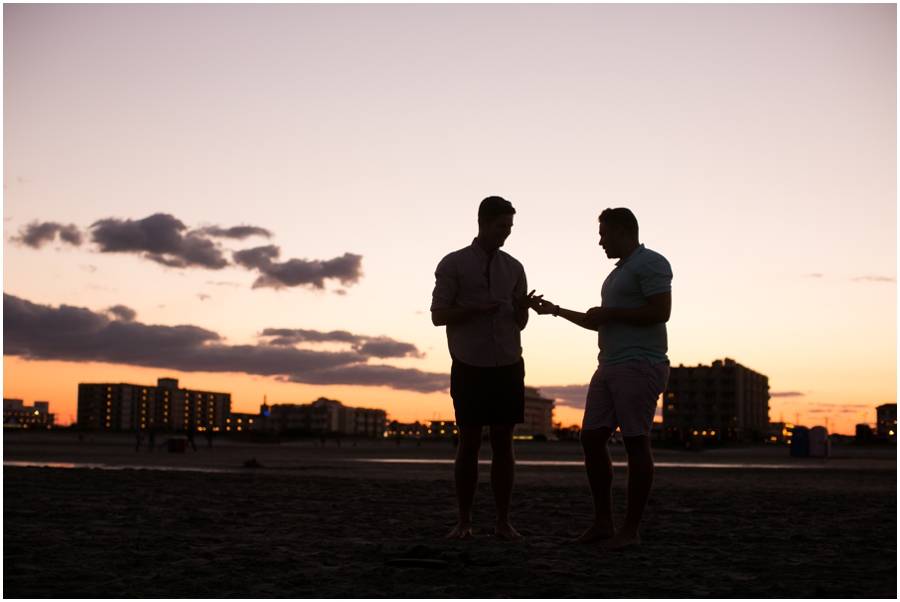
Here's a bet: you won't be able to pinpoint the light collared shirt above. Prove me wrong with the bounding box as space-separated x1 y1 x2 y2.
598 244 672 366
431 239 527 367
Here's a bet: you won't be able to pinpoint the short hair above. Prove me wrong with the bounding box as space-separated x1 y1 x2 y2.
598 208 639 237
478 196 516 223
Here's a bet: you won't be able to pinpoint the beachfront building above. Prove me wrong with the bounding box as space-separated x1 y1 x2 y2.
427 420 458 439
662 358 770 443
226 412 262 432
265 397 387 437
3 399 55 428
386 421 429 439
875 403 896 439
77 378 231 432
518 387 556 440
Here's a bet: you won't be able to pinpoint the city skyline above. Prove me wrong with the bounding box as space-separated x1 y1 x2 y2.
4 4 896 435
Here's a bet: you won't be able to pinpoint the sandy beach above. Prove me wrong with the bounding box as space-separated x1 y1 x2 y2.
4 432 896 598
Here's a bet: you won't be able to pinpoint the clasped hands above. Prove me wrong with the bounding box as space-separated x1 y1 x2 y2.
523 291 608 328
475 291 606 327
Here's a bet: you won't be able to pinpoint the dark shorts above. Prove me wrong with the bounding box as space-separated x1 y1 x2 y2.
450 357 525 427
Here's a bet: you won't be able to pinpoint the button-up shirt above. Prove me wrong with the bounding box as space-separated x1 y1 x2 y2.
598 244 672 366
431 239 527 367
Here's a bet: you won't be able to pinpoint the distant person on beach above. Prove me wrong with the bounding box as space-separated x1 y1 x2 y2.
186 426 198 452
148 425 157 452
134 429 142 453
431 196 534 541
530 208 672 549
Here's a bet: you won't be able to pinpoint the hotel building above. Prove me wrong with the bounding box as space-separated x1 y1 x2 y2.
264 397 387 437
876 403 896 439
3 399 55 428
662 358 770 442
519 387 555 439
77 378 231 431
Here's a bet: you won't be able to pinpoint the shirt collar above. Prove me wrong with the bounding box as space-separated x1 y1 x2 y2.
615 243 645 267
470 238 496 261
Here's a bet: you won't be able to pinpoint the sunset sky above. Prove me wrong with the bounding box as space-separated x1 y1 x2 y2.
4 4 896 435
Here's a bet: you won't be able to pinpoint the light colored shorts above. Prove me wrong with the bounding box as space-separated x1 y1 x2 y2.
582 359 670 437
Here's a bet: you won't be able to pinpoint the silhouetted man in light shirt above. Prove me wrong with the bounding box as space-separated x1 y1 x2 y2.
531 207 672 549
431 196 532 540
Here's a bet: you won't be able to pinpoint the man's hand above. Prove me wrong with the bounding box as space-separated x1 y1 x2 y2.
474 300 503 316
583 306 607 329
529 295 558 315
512 289 537 311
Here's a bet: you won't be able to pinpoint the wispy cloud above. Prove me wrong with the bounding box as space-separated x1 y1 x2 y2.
260 328 423 359
536 384 590 409
852 275 896 283
770 391 805 398
106 305 137 322
233 246 363 290
196 225 273 240
91 214 230 269
11 213 364 292
4 293 447 393
11 221 83 248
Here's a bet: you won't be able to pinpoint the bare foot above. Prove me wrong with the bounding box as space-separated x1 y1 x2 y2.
598 531 641 550
445 523 474 539
572 521 617 544
494 523 525 541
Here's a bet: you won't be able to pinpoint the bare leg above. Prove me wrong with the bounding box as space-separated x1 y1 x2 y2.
600 435 653 550
446 426 482 539
574 427 617 544
488 424 524 540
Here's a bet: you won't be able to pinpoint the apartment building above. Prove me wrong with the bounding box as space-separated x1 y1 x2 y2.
662 358 770 442
77 377 231 431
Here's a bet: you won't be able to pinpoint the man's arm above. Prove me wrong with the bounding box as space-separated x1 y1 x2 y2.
530 297 596 331
530 292 671 330
583 292 671 328
511 289 535 331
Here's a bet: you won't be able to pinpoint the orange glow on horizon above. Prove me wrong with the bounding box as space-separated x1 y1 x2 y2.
3 355 887 436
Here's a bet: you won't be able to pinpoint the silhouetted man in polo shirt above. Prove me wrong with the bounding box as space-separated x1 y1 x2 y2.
431 196 532 540
531 207 672 549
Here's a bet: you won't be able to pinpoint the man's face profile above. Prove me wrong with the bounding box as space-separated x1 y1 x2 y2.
479 214 514 249
598 221 621 259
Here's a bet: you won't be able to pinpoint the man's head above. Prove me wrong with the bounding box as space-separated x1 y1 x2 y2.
598 207 639 259
477 196 516 251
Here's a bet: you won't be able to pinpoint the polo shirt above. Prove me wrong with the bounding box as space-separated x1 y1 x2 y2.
598 244 672 366
430 239 527 367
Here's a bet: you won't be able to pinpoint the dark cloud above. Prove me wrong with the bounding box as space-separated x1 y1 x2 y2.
770 391 805 398
106 305 137 322
4 293 447 393
259 328 423 359
233 246 363 289
261 328 359 345
11 221 84 248
198 225 273 240
90 214 229 269
19 212 365 292
537 384 590 409
852 275 895 283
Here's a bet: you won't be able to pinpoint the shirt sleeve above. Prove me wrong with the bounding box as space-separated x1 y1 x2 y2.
430 254 458 311
638 256 673 297
514 263 527 299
